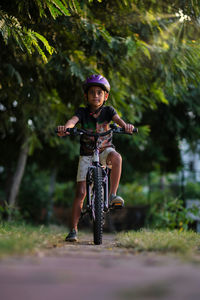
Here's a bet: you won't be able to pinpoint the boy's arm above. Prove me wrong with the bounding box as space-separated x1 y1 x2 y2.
64 116 79 128
57 116 79 136
112 114 134 134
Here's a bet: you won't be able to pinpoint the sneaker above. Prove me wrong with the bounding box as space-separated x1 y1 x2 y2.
109 194 124 208
65 228 78 242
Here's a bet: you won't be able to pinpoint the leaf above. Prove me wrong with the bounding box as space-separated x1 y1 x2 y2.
47 2 62 19
31 31 54 55
50 0 71 16
137 40 151 59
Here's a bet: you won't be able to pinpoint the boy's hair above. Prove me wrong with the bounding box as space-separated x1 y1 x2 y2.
83 74 110 93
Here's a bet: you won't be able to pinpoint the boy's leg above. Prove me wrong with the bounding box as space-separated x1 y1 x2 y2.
71 181 86 231
106 151 122 196
70 155 91 231
66 156 90 241
105 150 124 206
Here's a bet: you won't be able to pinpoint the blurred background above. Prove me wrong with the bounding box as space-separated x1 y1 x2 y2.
0 0 200 232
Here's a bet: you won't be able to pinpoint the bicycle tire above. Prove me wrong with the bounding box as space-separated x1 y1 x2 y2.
92 166 104 245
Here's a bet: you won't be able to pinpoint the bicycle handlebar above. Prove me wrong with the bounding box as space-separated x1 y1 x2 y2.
55 124 138 137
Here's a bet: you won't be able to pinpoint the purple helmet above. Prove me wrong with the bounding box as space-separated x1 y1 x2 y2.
83 74 110 93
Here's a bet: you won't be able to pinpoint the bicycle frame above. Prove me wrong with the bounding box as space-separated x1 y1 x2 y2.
86 135 109 222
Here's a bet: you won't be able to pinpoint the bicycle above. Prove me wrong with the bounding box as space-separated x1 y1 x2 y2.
57 124 138 245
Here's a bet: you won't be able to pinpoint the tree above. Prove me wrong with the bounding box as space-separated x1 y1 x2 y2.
1 0 200 213
0 0 75 206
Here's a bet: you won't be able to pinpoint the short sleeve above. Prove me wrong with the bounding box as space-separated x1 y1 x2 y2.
75 107 84 123
108 106 117 119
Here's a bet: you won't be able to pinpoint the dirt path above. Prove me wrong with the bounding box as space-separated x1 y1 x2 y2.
1 233 200 300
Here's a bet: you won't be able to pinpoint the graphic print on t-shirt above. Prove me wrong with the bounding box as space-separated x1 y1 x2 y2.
75 106 117 156
96 122 113 150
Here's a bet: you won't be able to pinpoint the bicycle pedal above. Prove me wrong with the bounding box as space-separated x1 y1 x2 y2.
113 203 124 209
109 203 122 209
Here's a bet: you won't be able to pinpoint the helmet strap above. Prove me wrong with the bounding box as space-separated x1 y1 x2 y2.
87 101 105 116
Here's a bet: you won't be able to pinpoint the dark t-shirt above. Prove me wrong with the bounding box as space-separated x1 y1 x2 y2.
75 105 117 156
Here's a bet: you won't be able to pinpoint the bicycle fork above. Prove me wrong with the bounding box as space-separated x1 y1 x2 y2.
102 167 109 212
84 166 109 217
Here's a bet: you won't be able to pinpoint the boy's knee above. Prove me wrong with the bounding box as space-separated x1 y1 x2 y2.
107 151 122 165
76 182 86 199
114 152 122 163
78 190 86 199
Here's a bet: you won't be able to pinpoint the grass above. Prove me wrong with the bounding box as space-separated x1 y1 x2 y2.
116 229 200 256
1 223 200 259
0 222 67 258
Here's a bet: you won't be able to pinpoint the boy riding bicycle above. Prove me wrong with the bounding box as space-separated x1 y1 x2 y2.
57 75 134 241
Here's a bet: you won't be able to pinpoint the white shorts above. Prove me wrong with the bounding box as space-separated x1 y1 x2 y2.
76 147 115 182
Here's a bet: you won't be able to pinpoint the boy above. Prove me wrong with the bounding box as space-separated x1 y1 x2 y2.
57 74 134 241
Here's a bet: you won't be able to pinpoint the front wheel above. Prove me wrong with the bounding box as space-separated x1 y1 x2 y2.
92 166 104 245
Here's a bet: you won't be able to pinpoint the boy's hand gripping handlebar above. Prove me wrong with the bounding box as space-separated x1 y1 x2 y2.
55 123 138 136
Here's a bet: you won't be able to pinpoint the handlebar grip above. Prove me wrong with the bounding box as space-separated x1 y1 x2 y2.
66 128 72 133
116 127 138 134
110 123 138 134
110 123 118 130
55 128 75 134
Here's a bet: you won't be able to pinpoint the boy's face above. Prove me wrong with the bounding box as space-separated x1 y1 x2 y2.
86 86 108 110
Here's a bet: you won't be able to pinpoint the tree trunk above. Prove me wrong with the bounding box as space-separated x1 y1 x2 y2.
7 137 29 207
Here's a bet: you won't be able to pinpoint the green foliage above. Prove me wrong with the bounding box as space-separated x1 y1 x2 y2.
0 202 23 222
147 193 195 230
17 0 71 19
120 172 200 230
185 182 200 199
18 164 50 222
120 182 148 206
0 9 54 62
53 181 75 207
